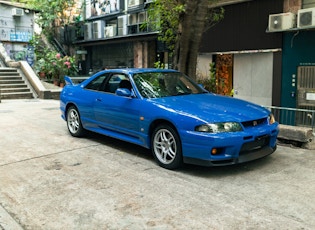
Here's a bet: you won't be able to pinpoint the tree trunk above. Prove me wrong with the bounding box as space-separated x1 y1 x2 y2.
173 0 209 80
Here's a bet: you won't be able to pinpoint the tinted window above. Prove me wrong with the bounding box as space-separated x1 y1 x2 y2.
104 74 129 93
85 75 107 91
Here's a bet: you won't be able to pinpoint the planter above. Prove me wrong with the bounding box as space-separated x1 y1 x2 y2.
39 72 46 79
53 79 59 86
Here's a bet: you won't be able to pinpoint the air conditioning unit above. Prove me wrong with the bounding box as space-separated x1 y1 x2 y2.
128 0 143 7
12 8 24 16
138 12 147 23
128 14 137 25
93 20 105 39
118 15 128 36
268 12 296 32
84 23 92 40
118 15 128 28
297 7 315 28
105 25 117 37
118 27 128 36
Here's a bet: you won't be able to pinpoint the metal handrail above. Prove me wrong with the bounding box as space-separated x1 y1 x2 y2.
265 106 315 131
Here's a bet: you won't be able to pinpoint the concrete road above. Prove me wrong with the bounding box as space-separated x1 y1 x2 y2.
0 99 314 230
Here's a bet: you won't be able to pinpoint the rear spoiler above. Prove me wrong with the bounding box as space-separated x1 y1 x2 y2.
64 76 73 86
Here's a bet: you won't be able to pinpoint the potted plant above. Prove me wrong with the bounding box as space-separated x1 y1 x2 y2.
34 58 47 79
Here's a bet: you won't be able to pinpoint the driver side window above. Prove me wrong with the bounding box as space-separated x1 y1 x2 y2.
104 74 129 93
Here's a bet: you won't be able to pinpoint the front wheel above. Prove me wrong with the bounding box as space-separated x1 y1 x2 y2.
151 124 183 170
66 106 85 137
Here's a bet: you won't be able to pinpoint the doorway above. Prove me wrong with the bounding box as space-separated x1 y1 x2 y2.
233 52 273 106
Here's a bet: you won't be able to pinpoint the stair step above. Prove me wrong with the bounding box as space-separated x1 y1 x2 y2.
0 68 18 73
0 79 25 84
0 83 27 88
0 67 34 100
0 76 22 80
1 88 30 93
0 92 33 99
0 72 19 76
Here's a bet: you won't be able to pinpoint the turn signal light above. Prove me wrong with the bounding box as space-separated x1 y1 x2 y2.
211 148 218 155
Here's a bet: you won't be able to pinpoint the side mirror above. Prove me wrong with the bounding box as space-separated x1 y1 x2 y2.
116 88 132 97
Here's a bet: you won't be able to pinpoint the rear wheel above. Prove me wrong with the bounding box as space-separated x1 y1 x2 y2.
151 124 183 169
66 106 85 137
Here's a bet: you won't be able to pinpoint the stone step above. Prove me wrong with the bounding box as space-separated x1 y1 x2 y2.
1 87 30 93
0 83 28 89
0 67 34 100
0 91 33 99
0 75 22 80
0 68 18 73
0 72 20 76
0 79 25 84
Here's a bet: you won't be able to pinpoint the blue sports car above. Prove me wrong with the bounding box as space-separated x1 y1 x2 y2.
60 68 279 169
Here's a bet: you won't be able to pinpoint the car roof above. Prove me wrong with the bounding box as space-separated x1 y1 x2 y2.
101 68 179 75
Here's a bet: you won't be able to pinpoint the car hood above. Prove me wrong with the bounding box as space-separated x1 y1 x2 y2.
150 93 270 123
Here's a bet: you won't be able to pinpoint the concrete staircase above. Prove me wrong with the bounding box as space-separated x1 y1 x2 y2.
0 67 34 99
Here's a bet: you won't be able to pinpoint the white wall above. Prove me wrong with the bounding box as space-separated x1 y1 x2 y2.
196 53 213 78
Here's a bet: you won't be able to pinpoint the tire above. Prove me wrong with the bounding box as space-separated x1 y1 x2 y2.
66 106 85 137
151 124 183 170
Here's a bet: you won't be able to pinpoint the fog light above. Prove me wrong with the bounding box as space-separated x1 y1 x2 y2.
211 148 218 155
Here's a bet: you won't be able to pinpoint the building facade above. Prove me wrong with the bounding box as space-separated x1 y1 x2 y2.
0 0 36 66
72 0 162 75
198 0 315 112
280 0 315 112
198 0 283 106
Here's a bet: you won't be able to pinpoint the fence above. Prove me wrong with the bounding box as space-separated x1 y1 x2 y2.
265 106 315 131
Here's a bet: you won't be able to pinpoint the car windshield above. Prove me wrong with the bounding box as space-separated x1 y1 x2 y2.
132 72 205 98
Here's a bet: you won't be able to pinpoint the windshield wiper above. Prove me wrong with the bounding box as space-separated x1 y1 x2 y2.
175 92 191 96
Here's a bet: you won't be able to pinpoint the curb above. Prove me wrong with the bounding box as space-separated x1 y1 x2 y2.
0 205 23 230
278 124 315 150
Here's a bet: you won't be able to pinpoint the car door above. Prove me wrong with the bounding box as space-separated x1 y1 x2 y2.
78 73 109 129
93 73 142 140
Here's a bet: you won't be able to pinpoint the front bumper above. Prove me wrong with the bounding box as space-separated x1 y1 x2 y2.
183 145 276 166
180 123 279 167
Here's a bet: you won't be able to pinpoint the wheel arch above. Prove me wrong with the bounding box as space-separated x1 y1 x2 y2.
65 103 78 121
148 119 181 148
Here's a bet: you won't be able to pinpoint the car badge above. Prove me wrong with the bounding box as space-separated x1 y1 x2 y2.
253 120 258 126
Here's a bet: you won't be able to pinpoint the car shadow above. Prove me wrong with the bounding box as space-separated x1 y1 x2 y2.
178 156 276 178
84 131 153 160
83 131 277 178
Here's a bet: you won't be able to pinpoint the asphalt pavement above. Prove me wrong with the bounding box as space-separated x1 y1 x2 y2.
0 99 314 229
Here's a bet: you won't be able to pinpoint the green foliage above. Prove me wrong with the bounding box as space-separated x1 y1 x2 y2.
148 0 224 54
31 34 78 80
197 62 217 93
26 0 77 37
154 61 165 69
147 0 185 51
205 7 225 30
34 50 78 81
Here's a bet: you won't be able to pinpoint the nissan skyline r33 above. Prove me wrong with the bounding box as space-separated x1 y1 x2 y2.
60 68 279 169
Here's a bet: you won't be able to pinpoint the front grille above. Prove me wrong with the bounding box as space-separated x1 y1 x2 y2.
240 135 270 154
242 118 266 128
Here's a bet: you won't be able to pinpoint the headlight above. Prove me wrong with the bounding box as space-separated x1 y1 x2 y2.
268 113 276 124
195 122 243 133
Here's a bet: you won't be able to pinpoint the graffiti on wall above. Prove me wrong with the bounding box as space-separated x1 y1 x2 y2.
2 43 35 65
